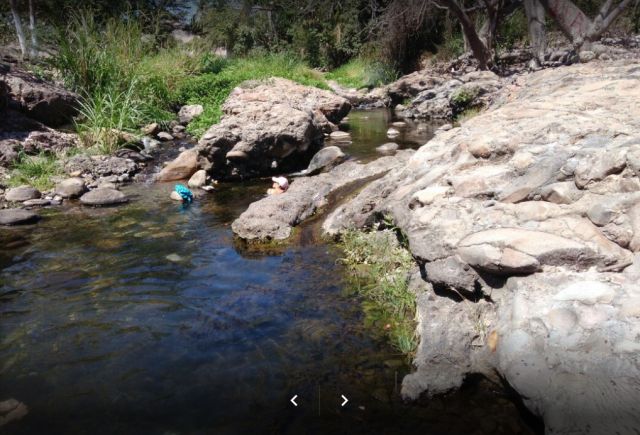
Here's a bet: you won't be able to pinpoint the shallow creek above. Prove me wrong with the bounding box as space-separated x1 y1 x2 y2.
0 110 536 434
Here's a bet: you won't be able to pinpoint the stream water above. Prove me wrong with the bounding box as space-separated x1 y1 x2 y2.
0 110 536 434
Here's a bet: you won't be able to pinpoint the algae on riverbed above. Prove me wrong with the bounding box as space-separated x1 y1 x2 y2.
338 227 417 356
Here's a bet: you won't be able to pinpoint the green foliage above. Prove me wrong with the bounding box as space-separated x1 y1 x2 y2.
339 229 417 356
455 106 483 124
52 10 202 152
451 86 479 107
496 10 529 51
326 58 397 89
9 152 65 191
435 32 465 61
177 53 327 137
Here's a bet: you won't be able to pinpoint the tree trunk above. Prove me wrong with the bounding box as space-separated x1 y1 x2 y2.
524 0 546 65
9 0 29 60
29 0 38 59
438 0 493 69
538 0 632 50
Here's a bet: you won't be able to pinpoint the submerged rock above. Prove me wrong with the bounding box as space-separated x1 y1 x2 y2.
80 188 128 206
0 209 40 225
376 142 399 155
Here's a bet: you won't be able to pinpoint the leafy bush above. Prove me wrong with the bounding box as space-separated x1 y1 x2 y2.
326 58 397 89
339 229 417 356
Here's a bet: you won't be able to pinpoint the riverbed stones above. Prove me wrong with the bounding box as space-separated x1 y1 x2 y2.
305 146 346 175
157 132 173 141
156 149 198 181
178 104 204 124
55 177 86 199
5 185 41 202
22 198 51 207
79 188 128 206
386 127 400 138
187 169 207 188
0 209 40 225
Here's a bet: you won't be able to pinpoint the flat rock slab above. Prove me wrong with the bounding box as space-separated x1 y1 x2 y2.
80 188 128 206
232 150 414 241
0 209 40 225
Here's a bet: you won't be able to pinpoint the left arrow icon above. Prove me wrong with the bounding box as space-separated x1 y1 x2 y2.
290 395 298 407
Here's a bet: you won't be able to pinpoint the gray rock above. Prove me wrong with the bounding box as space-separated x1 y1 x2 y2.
305 146 346 175
55 177 86 199
0 208 40 225
376 142 399 155
157 132 173 142
142 122 159 136
79 188 128 206
232 150 413 241
156 149 198 182
178 104 204 124
4 68 78 127
187 169 207 188
23 198 51 207
196 78 350 180
5 185 41 202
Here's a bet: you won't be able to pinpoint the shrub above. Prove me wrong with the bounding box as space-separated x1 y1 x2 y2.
326 58 397 89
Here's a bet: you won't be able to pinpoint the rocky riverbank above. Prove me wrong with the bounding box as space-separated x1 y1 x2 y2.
321 59 640 434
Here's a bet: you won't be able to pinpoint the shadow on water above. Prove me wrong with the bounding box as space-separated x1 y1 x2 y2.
0 110 538 434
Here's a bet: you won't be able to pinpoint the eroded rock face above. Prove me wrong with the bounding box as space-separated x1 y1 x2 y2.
323 60 640 434
4 68 78 127
196 78 350 180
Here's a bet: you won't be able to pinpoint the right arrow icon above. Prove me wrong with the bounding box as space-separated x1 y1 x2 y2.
341 394 349 407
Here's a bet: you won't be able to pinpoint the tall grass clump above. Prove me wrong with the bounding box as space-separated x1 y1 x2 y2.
178 52 328 137
339 228 418 356
325 58 397 89
52 10 202 152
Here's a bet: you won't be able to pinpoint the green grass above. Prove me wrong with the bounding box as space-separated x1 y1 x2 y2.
52 11 201 151
9 152 66 191
339 228 417 356
177 53 328 137
325 58 397 90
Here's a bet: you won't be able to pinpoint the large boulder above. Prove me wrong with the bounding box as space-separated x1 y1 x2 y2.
65 155 137 178
156 149 198 182
323 61 640 434
196 78 350 180
4 68 78 127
